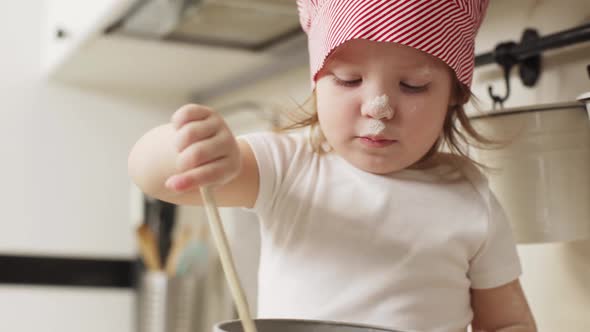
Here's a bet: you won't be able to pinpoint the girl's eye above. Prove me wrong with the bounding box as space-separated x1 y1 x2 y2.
332 76 362 87
401 82 428 93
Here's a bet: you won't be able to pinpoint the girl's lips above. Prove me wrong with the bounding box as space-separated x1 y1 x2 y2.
358 136 397 148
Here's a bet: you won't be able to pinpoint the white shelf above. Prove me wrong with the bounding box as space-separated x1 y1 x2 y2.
42 0 308 100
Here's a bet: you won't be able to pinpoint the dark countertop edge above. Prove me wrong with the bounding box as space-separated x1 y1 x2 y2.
0 254 138 289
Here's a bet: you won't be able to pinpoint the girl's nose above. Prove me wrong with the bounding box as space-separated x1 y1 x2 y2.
361 94 395 120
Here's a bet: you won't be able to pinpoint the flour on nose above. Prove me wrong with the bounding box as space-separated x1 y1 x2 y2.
361 94 394 120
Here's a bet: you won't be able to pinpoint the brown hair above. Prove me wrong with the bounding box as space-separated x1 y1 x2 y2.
277 74 498 170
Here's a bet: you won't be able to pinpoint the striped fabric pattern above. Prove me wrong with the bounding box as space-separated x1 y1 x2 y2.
296 0 489 87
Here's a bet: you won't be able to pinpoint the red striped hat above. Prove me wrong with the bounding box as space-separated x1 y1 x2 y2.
297 0 489 88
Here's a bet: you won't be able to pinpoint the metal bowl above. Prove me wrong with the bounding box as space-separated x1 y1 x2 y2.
214 319 403 332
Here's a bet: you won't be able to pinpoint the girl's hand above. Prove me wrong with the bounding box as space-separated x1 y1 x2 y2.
165 104 241 192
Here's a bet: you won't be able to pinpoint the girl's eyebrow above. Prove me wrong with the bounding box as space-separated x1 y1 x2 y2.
326 56 357 68
408 65 435 77
326 54 440 77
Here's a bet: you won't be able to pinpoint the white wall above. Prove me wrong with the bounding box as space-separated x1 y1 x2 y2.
3 2 187 258
0 2 184 332
472 0 590 109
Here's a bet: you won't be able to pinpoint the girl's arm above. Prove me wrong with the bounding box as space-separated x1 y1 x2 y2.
127 105 260 208
471 279 537 332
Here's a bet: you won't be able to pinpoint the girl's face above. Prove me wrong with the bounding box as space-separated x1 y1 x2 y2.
315 39 455 174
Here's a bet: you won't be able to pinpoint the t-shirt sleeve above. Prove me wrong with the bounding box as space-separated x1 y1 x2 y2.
468 187 522 289
237 131 300 219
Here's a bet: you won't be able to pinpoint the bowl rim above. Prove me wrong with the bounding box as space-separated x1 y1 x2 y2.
214 318 404 332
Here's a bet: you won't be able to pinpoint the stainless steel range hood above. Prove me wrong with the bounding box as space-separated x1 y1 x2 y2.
107 0 303 51
43 0 308 100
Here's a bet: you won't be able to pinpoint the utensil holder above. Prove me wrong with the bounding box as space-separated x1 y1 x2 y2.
137 271 201 332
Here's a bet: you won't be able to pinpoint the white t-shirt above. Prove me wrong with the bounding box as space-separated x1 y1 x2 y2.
240 131 521 332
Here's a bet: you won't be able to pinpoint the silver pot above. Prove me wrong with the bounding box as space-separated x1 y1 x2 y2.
214 319 403 332
470 94 590 243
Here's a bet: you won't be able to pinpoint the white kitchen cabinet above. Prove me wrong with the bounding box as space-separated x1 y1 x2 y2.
0 286 134 332
43 0 308 100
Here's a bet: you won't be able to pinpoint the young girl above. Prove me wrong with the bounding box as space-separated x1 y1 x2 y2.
128 1 537 331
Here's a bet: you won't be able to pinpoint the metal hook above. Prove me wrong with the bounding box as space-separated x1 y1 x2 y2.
488 62 513 109
487 41 518 110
